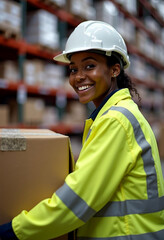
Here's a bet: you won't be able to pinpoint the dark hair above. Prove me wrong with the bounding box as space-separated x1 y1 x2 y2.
107 53 141 102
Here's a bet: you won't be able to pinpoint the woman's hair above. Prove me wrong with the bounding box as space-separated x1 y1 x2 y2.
107 53 141 102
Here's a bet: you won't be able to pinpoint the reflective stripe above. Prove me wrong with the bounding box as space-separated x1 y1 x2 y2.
110 106 158 199
94 196 164 217
56 182 96 222
77 229 164 240
86 129 91 142
86 106 158 198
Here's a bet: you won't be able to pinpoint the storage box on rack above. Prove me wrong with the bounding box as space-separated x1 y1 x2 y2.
44 63 65 88
26 10 59 50
6 0 21 34
66 0 95 20
0 0 8 30
23 60 44 86
0 105 9 126
50 0 66 8
95 1 119 27
0 0 21 37
24 98 45 125
115 0 137 14
0 61 18 82
0 128 74 239
63 101 87 125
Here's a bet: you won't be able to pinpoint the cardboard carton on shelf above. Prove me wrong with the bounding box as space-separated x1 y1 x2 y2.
23 59 44 86
0 0 21 38
63 101 87 126
0 0 8 30
0 128 74 239
50 0 66 8
24 98 45 125
0 105 9 126
66 0 96 20
0 61 19 82
26 10 59 50
6 0 21 34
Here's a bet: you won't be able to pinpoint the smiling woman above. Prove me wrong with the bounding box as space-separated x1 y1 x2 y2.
69 52 118 107
0 20 164 240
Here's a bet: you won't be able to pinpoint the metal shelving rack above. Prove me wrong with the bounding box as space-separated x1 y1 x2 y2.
0 0 164 132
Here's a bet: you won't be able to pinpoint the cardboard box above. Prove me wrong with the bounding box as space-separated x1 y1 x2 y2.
67 0 95 20
7 1 21 33
0 129 74 239
0 61 18 82
0 0 21 36
24 98 45 125
0 105 9 126
23 60 44 86
26 10 59 50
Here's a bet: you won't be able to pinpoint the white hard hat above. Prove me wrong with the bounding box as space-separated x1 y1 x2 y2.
54 20 130 69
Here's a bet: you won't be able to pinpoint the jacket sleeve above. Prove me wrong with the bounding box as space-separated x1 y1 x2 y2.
12 115 134 240
0 222 18 240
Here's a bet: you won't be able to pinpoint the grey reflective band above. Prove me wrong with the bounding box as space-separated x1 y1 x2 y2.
86 106 158 198
86 129 91 142
110 106 158 199
77 229 164 240
56 182 96 222
95 196 164 217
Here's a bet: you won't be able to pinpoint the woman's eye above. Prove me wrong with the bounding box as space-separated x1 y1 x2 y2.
86 64 95 70
69 68 77 74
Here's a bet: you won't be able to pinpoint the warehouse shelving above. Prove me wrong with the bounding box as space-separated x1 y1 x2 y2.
127 42 164 71
22 0 164 86
0 0 82 134
0 13 163 91
26 0 81 26
138 0 164 27
105 0 164 115
0 0 164 136
110 0 164 46
0 36 59 59
0 78 77 99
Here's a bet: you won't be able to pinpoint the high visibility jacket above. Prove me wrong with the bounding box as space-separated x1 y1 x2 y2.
12 88 164 240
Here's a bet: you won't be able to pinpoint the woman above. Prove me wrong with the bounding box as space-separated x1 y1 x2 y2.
0 20 164 240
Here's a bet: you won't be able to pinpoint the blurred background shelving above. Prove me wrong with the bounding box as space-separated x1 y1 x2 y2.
0 0 164 165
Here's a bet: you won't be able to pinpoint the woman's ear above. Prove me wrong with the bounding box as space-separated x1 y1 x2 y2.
112 63 121 78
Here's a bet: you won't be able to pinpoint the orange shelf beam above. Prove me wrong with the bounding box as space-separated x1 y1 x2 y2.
127 43 164 70
26 0 81 26
132 76 164 91
0 36 21 50
109 0 164 47
0 80 77 99
138 0 164 27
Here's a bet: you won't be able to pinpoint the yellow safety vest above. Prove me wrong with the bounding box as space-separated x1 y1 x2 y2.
13 88 164 240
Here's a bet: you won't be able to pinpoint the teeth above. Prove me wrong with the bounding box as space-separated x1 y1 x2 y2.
78 85 89 91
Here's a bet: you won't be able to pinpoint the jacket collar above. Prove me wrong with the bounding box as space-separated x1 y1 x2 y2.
89 89 119 121
89 88 131 121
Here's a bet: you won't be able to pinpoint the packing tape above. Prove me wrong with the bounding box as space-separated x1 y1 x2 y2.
0 129 26 151
0 129 62 152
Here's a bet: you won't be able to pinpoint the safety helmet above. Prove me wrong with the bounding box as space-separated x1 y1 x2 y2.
54 20 130 69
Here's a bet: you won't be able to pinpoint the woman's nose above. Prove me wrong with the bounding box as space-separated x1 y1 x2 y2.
75 69 85 82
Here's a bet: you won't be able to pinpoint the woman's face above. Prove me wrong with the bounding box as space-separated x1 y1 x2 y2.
69 51 119 107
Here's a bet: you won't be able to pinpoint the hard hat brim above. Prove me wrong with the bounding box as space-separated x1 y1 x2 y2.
53 52 70 64
53 49 130 69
